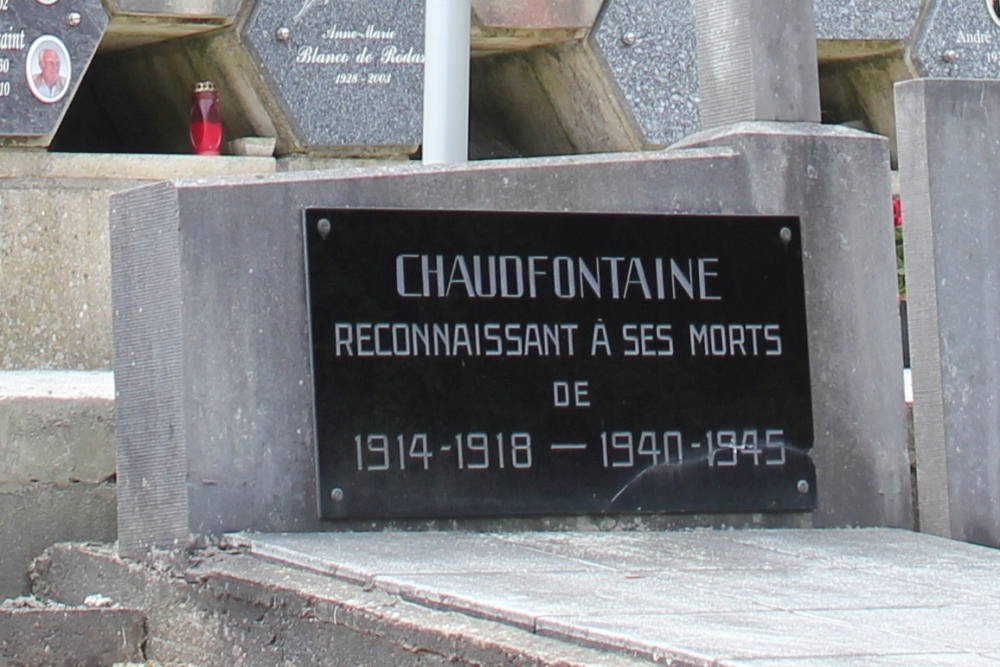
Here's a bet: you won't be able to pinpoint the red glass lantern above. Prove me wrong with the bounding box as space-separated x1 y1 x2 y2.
190 81 223 156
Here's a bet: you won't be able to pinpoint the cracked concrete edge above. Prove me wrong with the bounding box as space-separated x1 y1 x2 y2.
0 605 145 664
1 483 117 600
31 542 672 667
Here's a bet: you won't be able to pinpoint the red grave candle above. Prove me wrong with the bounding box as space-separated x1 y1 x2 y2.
190 81 223 156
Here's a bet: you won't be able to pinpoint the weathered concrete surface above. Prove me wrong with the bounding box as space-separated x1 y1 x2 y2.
0 598 144 665
31 543 649 666
0 150 276 180
0 152 276 370
1 182 119 370
0 372 116 489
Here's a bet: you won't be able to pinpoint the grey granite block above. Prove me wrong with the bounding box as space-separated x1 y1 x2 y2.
897 78 1000 547
695 0 821 129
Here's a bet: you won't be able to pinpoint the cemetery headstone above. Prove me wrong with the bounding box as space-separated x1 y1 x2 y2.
241 0 424 154
912 0 1000 77
0 0 107 143
110 123 912 553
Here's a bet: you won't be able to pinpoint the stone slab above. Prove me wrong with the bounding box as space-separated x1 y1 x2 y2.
537 611 945 662
0 0 107 144
106 0 241 16
896 78 1000 546
0 150 276 180
803 607 1000 655
737 656 1000 666
912 0 1000 77
241 0 424 154
99 0 242 50
237 528 1000 664
0 369 114 401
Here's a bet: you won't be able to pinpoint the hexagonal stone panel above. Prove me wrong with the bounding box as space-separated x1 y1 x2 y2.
814 0 924 41
0 0 108 142
242 0 424 154
913 0 1000 77
590 0 700 148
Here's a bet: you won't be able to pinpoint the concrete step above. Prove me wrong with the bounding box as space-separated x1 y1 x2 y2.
29 528 1000 665
31 542 646 667
0 371 116 600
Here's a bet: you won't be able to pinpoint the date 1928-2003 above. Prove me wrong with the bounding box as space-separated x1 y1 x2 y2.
352 428 788 472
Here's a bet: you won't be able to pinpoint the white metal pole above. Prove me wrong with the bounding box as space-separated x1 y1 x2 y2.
422 0 471 164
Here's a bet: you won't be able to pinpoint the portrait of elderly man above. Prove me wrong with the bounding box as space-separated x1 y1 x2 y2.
31 47 68 100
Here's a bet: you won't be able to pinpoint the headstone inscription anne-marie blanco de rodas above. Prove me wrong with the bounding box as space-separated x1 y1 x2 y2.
242 0 424 153
306 210 816 519
0 0 106 140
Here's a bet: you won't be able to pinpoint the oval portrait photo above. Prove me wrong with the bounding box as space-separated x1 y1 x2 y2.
990 0 1000 27
25 35 71 104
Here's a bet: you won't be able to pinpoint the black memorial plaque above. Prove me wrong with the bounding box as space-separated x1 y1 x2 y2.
305 210 816 519
0 0 107 138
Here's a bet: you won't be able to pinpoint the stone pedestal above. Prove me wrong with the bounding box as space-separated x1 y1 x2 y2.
111 125 910 555
896 78 1000 546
